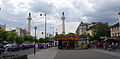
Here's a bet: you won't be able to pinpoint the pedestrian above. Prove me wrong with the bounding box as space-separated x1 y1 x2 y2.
111 42 116 51
99 42 103 49
103 42 107 50
97 42 100 49
115 43 118 49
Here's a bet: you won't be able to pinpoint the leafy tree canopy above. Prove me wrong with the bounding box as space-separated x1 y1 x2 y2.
94 23 110 40
23 35 34 42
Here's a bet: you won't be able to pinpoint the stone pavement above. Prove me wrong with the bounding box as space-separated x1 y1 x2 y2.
54 49 120 59
92 49 120 57
28 47 58 59
28 47 120 59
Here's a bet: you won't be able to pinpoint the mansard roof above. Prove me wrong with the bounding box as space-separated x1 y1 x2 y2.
110 22 119 28
79 21 88 26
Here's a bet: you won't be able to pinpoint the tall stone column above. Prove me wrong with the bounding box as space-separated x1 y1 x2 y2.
61 12 65 34
27 13 32 35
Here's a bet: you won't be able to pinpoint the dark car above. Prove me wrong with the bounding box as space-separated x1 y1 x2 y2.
29 44 34 48
0 43 5 54
38 43 44 49
7 44 20 51
20 44 29 50
20 44 34 50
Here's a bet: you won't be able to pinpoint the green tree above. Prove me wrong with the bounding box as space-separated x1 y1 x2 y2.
38 38 44 43
94 23 110 40
45 37 50 43
38 37 50 43
23 35 34 42
0 29 8 43
15 35 23 44
7 32 20 43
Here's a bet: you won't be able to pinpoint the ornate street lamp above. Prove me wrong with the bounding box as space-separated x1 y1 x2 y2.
34 26 37 54
40 13 47 48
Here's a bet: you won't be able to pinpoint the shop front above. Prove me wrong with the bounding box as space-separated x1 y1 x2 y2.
105 37 120 49
57 38 89 49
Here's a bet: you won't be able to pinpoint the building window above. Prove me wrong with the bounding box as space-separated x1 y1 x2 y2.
113 27 115 31
115 33 117 37
111 28 112 31
112 33 114 37
119 27 120 31
117 27 118 31
118 33 120 36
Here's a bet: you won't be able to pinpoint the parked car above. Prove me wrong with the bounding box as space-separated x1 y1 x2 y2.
7 44 20 51
46 43 51 48
20 44 34 50
28 44 34 48
38 43 44 49
4 44 10 47
0 43 5 54
20 44 28 50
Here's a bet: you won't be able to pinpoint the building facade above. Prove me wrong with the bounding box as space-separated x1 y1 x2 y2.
76 21 107 36
76 21 88 35
87 22 104 36
14 27 29 37
0 24 6 30
110 13 120 37
110 23 120 37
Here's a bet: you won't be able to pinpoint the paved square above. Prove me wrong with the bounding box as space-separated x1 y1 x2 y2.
54 49 120 59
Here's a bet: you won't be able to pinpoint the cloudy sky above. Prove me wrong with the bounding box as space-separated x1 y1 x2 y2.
0 0 120 38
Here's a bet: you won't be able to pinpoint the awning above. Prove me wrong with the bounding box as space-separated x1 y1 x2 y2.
104 37 120 41
56 38 89 40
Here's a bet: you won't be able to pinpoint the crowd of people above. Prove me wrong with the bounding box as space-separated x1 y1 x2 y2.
58 40 119 51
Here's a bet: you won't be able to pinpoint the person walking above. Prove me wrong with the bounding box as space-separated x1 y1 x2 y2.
111 42 116 51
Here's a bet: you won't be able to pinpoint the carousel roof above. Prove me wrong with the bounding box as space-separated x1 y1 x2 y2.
104 37 120 41
56 38 89 40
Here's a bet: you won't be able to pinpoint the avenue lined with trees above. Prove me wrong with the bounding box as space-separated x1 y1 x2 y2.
0 28 49 44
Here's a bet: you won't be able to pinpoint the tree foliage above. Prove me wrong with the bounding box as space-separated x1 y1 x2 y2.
0 28 35 44
38 37 50 43
0 29 8 43
23 35 34 42
7 32 20 43
94 23 110 40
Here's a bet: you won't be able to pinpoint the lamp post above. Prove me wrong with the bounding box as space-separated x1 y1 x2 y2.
34 26 37 54
55 28 58 35
40 13 47 48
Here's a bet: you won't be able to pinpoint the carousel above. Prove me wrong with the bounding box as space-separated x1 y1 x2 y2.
55 33 89 49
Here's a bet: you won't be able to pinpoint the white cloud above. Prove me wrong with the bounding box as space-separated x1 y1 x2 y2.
1 0 120 38
66 22 80 33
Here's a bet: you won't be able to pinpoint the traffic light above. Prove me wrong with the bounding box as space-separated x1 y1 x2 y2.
40 14 42 16
42 32 43 34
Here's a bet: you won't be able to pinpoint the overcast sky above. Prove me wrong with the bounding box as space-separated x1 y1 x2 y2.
0 0 120 38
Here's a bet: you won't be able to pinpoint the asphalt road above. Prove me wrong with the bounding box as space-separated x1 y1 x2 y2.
54 49 120 59
3 48 43 55
3 47 120 59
